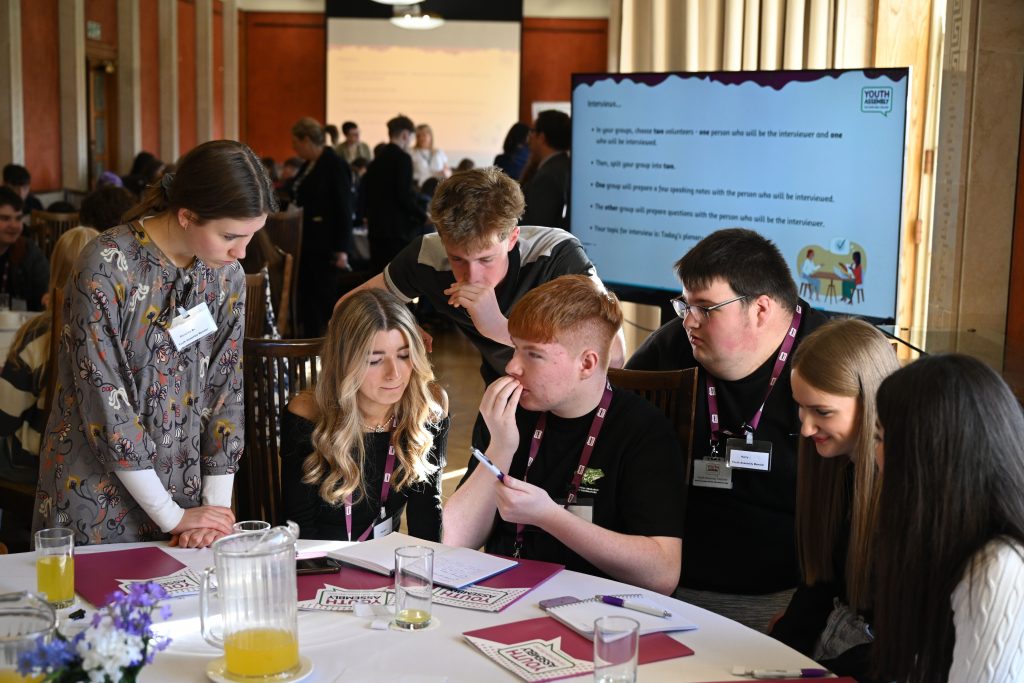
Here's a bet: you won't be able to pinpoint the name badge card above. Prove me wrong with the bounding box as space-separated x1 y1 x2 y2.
372 516 393 539
693 458 733 489
726 437 773 471
167 302 217 351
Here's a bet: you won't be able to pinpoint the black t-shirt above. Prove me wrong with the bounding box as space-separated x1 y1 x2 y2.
280 411 448 542
384 226 596 383
468 388 686 579
627 300 827 593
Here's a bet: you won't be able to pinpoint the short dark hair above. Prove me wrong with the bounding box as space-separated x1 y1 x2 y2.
324 124 339 146
387 115 415 138
2 164 30 187
502 122 530 154
674 228 797 310
872 354 1024 683
124 139 277 224
534 110 571 151
80 185 136 230
0 186 23 211
342 121 358 135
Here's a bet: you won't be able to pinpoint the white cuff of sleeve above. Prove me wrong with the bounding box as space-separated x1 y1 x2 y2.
115 469 184 533
202 473 234 508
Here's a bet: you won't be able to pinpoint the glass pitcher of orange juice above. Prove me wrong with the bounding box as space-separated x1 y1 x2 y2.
0 592 56 683
199 526 300 681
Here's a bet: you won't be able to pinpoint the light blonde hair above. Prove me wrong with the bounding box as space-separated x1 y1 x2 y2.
791 318 899 609
429 167 524 250
302 290 444 506
6 227 98 368
414 124 435 151
508 275 622 371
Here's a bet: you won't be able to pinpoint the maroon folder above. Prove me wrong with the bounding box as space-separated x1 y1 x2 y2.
75 547 187 607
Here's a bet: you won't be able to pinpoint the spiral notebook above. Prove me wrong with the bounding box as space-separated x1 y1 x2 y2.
543 593 698 638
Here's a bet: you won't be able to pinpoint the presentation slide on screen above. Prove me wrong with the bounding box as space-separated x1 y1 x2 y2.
571 69 909 320
327 19 520 169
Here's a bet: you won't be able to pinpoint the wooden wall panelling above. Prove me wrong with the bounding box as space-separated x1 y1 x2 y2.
241 12 325 162
140 0 160 158
1005 102 1024 399
520 18 608 125
21 0 62 191
178 0 197 157
213 0 224 140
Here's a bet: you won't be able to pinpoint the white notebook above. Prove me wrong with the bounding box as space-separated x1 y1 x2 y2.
544 594 698 638
326 532 518 590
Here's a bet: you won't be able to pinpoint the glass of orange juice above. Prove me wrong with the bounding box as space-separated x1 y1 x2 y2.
34 528 74 609
0 591 55 682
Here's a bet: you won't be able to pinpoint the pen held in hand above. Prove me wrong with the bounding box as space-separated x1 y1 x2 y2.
597 594 671 618
471 448 505 482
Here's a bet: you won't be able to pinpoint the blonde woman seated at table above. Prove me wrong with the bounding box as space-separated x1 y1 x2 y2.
0 227 99 487
769 319 898 681
871 354 1024 683
33 140 277 547
281 289 449 541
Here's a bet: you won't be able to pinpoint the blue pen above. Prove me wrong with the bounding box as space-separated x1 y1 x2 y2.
471 448 505 481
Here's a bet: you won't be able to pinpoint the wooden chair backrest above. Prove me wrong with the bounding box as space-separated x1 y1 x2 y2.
607 367 699 508
244 272 269 338
236 337 323 524
30 211 80 259
262 209 302 335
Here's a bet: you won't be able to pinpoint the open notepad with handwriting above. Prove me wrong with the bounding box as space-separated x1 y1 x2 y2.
326 532 517 590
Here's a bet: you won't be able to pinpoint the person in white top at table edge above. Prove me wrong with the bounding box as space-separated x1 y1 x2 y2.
870 354 1024 683
33 140 277 548
443 275 685 594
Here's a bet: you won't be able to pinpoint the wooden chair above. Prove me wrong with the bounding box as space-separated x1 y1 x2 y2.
244 271 270 338
236 337 323 525
44 286 64 421
241 231 295 337
262 209 303 335
30 211 80 259
608 367 699 491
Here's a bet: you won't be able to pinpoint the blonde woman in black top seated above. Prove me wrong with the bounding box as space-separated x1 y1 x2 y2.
281 289 448 541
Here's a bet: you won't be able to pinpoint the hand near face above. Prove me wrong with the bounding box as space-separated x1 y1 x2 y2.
494 475 559 528
479 376 522 458
443 282 508 344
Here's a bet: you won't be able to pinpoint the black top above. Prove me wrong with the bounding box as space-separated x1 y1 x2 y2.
362 142 426 271
465 388 686 579
385 226 596 384
520 152 571 231
293 145 354 257
280 411 449 542
627 300 827 593
0 237 49 311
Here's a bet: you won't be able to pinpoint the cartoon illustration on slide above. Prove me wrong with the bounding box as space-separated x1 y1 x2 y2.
795 240 867 306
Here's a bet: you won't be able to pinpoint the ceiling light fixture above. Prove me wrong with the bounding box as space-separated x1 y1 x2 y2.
390 4 444 30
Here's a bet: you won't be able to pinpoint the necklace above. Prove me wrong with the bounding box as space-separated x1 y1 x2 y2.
364 415 393 433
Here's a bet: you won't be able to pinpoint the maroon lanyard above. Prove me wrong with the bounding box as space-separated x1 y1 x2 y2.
345 417 398 542
513 383 613 557
706 305 803 455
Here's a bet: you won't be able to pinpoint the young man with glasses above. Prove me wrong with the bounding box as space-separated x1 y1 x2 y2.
627 228 826 631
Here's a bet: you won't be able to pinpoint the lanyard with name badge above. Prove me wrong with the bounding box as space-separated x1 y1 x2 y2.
513 383 613 558
694 305 802 488
345 417 398 542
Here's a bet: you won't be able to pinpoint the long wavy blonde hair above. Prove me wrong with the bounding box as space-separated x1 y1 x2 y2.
302 289 444 506
791 318 899 610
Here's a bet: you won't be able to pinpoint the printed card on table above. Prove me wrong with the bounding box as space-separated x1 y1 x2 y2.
433 585 531 612
463 616 693 682
298 586 393 612
118 568 203 598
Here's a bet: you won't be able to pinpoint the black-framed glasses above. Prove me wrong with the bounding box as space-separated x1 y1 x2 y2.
670 294 748 323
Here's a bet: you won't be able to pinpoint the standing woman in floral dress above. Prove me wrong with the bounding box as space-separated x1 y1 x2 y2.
33 140 277 547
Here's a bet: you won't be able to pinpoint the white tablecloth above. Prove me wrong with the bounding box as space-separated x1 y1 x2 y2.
0 541 821 682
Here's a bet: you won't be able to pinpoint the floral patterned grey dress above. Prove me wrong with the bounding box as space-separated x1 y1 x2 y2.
33 222 245 544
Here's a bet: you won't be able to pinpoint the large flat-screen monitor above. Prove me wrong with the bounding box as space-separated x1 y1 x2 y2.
570 68 910 322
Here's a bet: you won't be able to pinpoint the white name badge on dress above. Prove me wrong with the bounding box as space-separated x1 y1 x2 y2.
167 302 217 351
693 458 733 489
372 517 393 539
726 437 773 471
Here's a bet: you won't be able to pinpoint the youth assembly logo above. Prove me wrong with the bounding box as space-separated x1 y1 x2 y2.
861 86 893 116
